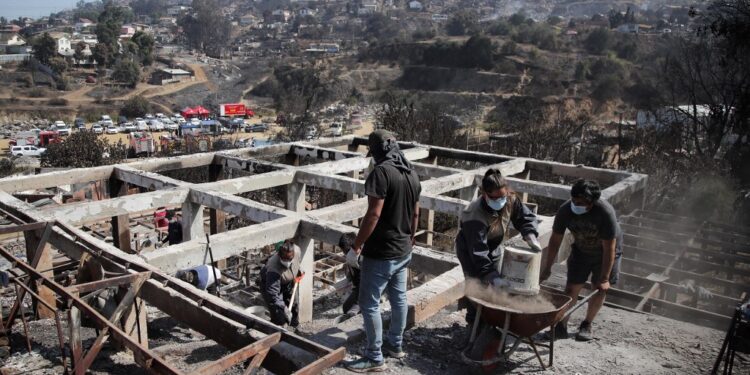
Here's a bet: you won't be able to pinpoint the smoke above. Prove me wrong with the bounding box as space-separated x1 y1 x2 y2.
464 278 555 314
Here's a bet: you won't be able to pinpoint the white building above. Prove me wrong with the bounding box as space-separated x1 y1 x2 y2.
57 36 73 57
408 1 423 10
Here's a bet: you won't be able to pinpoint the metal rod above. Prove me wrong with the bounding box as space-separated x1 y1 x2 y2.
561 289 601 321
53 311 69 374
13 282 32 353
205 233 221 297
468 305 482 344
499 311 510 356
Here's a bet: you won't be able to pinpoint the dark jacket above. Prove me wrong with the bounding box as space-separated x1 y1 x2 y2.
455 194 538 279
259 246 301 325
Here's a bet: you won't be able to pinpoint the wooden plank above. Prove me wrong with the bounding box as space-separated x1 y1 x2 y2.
74 272 151 374
66 273 147 294
291 347 347 375
193 333 281 375
0 221 47 235
68 306 83 369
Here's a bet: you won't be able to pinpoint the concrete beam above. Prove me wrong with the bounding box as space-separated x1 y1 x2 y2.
189 188 290 223
128 153 215 173
505 177 571 200
290 144 360 161
524 159 632 185
113 165 188 190
601 173 648 207
143 216 301 273
198 169 296 195
407 266 465 326
0 166 113 193
38 189 189 225
214 154 287 174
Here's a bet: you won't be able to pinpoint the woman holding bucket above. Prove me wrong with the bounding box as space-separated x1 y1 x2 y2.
455 168 541 325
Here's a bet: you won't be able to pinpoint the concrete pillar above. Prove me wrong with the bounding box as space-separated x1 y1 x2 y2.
181 200 204 242
23 229 56 319
108 178 132 253
296 236 314 323
418 155 437 245
286 181 313 323
208 164 227 269
348 144 360 226
458 185 478 226
519 169 531 203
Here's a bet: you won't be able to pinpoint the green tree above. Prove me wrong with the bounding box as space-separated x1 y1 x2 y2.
73 41 87 64
95 2 133 66
509 12 527 26
120 95 152 118
446 11 478 36
462 35 495 70
131 31 155 65
178 0 232 57
131 0 166 17
32 32 57 64
584 28 611 54
48 57 68 74
41 131 127 168
92 43 113 67
112 59 141 88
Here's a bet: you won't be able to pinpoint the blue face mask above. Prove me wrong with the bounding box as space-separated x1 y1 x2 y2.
571 202 588 215
485 196 507 211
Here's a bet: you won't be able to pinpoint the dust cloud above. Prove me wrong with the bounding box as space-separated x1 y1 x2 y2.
464 278 555 313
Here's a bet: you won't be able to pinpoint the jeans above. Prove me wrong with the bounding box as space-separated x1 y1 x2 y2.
359 253 411 363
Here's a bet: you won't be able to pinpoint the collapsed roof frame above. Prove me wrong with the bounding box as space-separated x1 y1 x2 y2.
0 135 648 373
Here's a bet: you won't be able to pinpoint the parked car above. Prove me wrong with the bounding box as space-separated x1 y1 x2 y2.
85 75 97 84
135 119 149 132
148 119 164 131
51 121 71 136
74 118 86 131
190 117 201 126
171 114 185 123
163 120 179 131
122 122 136 133
92 124 104 134
145 114 155 120
100 115 114 127
11 145 45 157
106 125 120 134
246 123 268 132
330 123 343 137
155 113 166 119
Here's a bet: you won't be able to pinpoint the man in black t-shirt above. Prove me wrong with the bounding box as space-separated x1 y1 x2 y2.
541 179 622 342
345 130 421 373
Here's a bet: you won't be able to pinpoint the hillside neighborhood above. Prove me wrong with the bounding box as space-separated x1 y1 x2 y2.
0 0 748 374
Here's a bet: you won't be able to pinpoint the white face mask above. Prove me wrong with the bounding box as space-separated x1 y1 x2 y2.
280 259 292 268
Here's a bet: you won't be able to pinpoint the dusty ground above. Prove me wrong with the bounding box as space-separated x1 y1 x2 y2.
1 292 747 374
322 303 747 375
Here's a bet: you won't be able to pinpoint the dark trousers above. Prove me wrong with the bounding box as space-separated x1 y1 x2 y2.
261 286 299 327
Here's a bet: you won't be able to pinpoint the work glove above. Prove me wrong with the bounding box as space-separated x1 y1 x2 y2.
346 248 361 269
482 271 510 289
284 309 293 325
525 234 543 253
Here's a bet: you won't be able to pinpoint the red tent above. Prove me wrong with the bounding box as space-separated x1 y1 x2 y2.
181 107 197 118
245 108 255 117
193 105 210 119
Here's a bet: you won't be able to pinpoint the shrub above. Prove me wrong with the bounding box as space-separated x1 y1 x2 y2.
48 98 69 106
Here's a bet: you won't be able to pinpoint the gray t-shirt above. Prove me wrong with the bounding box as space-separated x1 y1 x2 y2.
552 199 623 256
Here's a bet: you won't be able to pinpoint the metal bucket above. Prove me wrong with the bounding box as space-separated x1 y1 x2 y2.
499 246 541 295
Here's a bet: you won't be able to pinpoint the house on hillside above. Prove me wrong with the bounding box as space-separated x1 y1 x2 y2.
616 23 639 33
358 0 378 15
272 10 292 23
408 1 423 10
120 25 136 39
0 31 27 54
57 36 74 57
150 68 194 85
240 14 259 26
75 18 95 31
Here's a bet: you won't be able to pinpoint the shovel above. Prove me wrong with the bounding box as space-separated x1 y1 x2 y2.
286 272 305 316
561 289 601 321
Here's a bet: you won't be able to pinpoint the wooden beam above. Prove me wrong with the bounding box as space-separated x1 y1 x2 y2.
193 333 282 375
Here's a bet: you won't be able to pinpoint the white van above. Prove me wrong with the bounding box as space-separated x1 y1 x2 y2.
11 145 46 157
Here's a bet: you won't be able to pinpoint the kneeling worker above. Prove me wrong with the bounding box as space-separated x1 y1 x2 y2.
177 264 222 292
260 240 302 328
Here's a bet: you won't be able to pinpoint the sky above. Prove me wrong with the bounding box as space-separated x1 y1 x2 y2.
1 0 79 20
